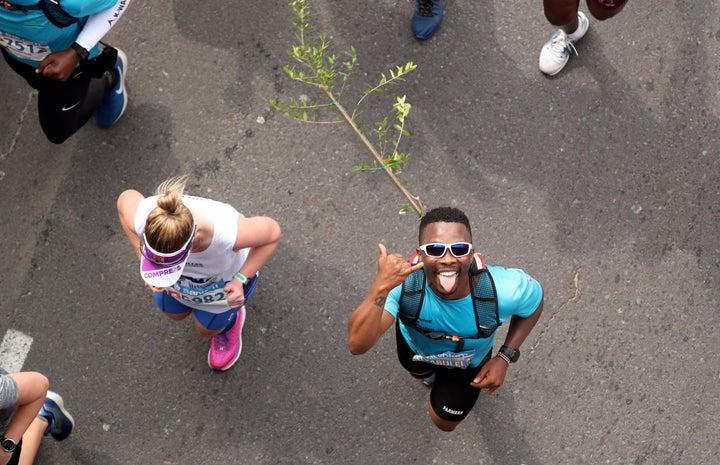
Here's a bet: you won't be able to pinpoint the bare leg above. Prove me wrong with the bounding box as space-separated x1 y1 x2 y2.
164 309 192 321
4 373 48 446
428 400 461 432
193 316 225 337
17 417 48 465
543 0 581 33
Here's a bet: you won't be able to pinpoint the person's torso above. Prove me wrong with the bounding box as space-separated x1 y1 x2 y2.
388 264 542 368
401 286 492 367
135 195 249 312
0 0 114 65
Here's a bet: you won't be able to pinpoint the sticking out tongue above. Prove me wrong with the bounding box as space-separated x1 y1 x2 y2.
438 272 458 293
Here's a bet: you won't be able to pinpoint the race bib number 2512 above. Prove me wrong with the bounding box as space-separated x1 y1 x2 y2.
0 31 50 61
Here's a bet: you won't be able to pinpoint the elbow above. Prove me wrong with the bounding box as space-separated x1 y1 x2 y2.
271 219 282 243
265 218 282 247
347 312 383 355
347 337 370 355
348 345 369 356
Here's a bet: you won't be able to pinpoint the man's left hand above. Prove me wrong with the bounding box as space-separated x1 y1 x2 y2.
35 49 80 81
470 357 509 395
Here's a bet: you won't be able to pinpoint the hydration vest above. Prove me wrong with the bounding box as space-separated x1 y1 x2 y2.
397 253 500 351
0 0 78 28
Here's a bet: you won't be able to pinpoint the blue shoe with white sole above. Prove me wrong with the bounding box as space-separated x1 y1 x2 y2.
96 48 128 128
39 391 75 441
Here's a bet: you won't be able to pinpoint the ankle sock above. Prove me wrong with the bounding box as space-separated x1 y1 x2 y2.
568 14 585 40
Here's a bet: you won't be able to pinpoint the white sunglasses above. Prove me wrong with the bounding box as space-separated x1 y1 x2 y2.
418 242 473 258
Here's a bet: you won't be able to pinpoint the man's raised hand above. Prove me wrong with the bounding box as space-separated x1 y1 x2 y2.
375 243 424 289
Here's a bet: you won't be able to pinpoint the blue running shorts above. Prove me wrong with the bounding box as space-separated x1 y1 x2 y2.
153 274 258 330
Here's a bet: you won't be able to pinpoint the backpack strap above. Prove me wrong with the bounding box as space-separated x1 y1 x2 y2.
397 268 425 327
398 252 500 343
469 254 501 338
0 0 41 12
39 0 78 28
0 0 78 28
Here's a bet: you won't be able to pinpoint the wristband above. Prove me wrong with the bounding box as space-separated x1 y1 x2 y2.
233 272 249 285
496 352 511 366
499 344 520 363
70 42 89 61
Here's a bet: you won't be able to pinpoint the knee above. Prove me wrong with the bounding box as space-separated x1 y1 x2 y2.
39 112 83 144
431 416 458 432
23 372 50 398
428 404 461 432
36 372 50 392
43 130 72 145
196 326 221 337
192 317 223 337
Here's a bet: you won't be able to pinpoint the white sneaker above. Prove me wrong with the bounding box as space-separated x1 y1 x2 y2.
539 11 589 76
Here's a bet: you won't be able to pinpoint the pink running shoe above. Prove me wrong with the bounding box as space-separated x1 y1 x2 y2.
208 307 245 371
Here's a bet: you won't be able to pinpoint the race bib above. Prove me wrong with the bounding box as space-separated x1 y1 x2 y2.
167 276 228 307
412 350 475 369
0 31 51 61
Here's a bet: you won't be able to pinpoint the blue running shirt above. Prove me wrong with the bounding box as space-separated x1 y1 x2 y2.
384 264 542 368
0 0 116 66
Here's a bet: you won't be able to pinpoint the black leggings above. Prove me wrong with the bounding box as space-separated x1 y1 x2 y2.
396 321 490 422
2 48 111 144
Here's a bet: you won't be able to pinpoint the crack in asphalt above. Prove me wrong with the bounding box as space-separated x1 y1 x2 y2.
1 90 35 162
529 267 581 354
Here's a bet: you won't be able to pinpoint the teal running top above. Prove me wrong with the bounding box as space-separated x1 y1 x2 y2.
0 0 116 66
384 264 542 368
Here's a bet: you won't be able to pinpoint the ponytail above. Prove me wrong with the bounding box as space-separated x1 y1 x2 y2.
145 176 194 253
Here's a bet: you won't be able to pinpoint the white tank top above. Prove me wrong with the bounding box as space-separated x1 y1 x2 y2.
134 195 249 313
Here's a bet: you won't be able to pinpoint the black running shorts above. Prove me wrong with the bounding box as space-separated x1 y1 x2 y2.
395 321 490 422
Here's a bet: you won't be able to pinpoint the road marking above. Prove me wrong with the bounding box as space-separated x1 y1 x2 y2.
0 330 33 372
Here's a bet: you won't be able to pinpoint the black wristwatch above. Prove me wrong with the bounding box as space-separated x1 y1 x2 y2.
70 42 89 61
1 436 17 453
499 345 520 363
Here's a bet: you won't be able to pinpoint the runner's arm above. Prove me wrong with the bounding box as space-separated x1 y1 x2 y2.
501 294 544 351
232 216 281 279
471 293 544 394
74 0 132 52
116 189 144 260
35 0 131 80
348 244 423 354
348 280 397 355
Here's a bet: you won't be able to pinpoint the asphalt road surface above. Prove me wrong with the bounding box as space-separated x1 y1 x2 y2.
1 1 718 464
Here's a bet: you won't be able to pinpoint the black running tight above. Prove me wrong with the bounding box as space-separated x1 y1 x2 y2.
2 48 109 144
